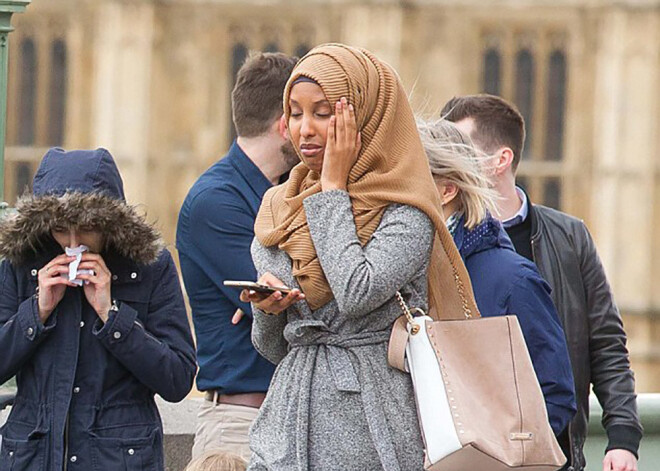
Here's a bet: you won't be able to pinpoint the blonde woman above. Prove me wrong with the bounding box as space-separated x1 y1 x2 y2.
418 118 576 438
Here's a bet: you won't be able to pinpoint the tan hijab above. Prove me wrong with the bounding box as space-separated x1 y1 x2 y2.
255 43 479 319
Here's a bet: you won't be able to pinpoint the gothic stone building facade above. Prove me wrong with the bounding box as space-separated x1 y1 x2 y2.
6 0 660 390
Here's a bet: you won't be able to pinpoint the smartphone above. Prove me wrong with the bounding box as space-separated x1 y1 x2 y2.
224 280 292 295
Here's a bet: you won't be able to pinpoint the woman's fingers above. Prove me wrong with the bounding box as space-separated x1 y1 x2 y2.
75 272 111 289
50 254 76 265
335 100 344 144
333 98 357 155
252 289 305 315
77 261 100 273
231 309 245 325
80 253 110 275
239 289 264 303
279 289 305 305
269 290 305 312
78 260 112 285
76 266 110 283
335 98 348 148
270 289 304 306
39 263 71 287
249 272 303 314
42 276 77 287
327 115 336 151
45 265 70 277
76 260 110 285
41 255 75 275
40 254 109 283
240 289 270 303
252 291 283 313
343 99 355 145
258 273 293 292
258 272 284 287
74 273 99 284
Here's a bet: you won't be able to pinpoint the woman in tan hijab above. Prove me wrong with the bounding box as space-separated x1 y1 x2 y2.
241 44 477 471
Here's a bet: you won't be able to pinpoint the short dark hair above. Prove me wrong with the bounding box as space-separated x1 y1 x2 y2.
231 52 298 138
441 94 526 172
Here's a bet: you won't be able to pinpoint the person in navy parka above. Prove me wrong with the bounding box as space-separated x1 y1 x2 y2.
0 148 196 470
418 119 577 438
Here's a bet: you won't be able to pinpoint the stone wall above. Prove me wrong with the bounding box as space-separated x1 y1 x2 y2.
4 0 660 390
157 397 200 471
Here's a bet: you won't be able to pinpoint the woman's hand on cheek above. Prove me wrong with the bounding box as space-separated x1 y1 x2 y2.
76 253 113 323
321 97 361 191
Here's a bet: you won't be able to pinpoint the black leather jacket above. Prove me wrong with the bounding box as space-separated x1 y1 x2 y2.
528 203 642 470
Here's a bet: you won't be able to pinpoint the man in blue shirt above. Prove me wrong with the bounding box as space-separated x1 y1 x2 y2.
177 52 298 460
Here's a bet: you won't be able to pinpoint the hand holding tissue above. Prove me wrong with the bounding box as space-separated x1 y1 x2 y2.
65 245 95 286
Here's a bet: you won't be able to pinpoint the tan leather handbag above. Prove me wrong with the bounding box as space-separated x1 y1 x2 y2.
388 237 566 471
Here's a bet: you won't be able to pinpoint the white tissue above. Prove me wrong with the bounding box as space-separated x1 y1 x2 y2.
65 245 94 286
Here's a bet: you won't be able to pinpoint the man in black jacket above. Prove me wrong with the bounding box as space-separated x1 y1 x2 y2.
441 94 642 471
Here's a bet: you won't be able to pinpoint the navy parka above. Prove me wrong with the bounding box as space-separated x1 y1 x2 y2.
0 148 196 471
452 214 577 436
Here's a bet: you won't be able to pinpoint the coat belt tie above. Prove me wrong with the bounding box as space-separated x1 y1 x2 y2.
284 319 402 471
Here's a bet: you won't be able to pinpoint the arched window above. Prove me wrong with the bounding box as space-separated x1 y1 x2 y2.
232 43 248 83
295 44 310 58
49 39 67 146
516 176 530 194
264 42 278 53
18 38 37 146
482 48 501 96
230 43 248 141
15 162 32 197
515 49 534 160
543 177 561 210
545 50 567 161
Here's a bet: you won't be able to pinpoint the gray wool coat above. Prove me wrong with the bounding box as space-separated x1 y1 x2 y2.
248 190 434 471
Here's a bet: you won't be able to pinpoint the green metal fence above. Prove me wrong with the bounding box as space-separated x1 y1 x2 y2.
584 394 660 470
0 0 27 414
0 0 28 404
0 1 30 200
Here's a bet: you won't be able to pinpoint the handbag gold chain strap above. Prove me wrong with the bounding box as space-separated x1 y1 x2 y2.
452 266 473 319
395 291 423 335
395 267 472 335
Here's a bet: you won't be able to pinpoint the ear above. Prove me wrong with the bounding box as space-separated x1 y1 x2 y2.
277 114 288 140
494 147 515 176
440 182 459 206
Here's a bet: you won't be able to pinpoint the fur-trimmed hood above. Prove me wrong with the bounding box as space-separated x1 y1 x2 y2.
0 148 164 265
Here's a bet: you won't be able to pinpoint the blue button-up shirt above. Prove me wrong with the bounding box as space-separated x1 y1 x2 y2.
502 186 529 228
176 142 276 393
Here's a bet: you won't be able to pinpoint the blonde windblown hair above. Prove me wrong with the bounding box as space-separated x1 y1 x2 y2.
417 118 498 229
184 451 247 471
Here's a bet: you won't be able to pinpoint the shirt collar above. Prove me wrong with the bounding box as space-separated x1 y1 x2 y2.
228 141 273 198
446 212 463 237
502 186 529 228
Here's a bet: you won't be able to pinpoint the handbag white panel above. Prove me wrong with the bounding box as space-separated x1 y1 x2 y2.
406 316 462 463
